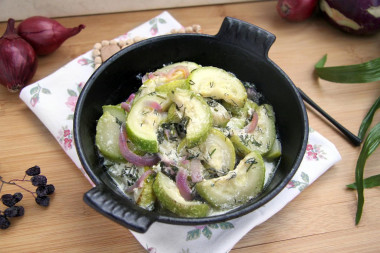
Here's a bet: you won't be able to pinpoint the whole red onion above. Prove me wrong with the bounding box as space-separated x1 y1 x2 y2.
17 16 85 56
276 0 318 22
0 19 38 92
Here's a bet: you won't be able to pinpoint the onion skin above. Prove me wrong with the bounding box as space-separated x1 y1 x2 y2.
17 16 85 55
0 19 37 92
320 0 380 35
276 0 318 22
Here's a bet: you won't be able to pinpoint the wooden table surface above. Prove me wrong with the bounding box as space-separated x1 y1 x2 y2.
1 1 379 252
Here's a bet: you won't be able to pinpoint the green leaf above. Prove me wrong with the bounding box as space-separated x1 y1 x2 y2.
208 223 219 229
30 85 40 95
354 123 380 225
315 55 380 83
67 89 77 97
219 222 234 230
301 172 309 183
186 228 200 241
358 96 380 140
347 174 380 189
202 226 212 240
41 88 51 94
158 18 167 24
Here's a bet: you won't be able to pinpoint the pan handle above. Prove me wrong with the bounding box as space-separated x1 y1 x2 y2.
84 185 155 233
215 17 276 58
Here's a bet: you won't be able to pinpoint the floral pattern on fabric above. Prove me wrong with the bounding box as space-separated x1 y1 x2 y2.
29 84 51 107
186 222 235 241
149 17 167 35
287 172 310 191
305 144 327 161
77 57 94 67
56 126 74 151
65 82 84 120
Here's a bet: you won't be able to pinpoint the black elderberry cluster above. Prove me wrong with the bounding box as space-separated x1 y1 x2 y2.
0 193 24 229
0 165 55 230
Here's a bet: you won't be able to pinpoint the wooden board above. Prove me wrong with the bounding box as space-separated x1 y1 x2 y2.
1 1 379 252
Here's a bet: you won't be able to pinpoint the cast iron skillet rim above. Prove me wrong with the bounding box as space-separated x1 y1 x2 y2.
74 19 309 228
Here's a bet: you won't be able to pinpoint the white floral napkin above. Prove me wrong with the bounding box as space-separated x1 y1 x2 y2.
19 11 341 253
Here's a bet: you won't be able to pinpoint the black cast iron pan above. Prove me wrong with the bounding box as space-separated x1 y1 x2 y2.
74 17 309 233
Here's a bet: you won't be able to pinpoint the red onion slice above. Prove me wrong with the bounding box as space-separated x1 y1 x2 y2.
125 169 154 193
189 159 203 183
121 102 131 112
245 111 258 133
166 65 190 80
146 65 190 82
146 100 162 112
126 93 136 103
121 93 136 112
119 125 160 167
176 169 193 201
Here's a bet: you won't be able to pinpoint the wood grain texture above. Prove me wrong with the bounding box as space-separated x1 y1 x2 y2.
1 1 379 252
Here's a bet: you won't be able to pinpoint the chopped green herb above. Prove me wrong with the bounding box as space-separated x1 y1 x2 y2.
240 134 261 147
209 148 217 158
156 94 167 100
245 158 257 172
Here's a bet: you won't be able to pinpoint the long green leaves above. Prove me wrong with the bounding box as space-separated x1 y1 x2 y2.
346 174 380 189
352 123 380 225
315 55 380 83
358 97 380 140
315 54 380 225
350 96 380 224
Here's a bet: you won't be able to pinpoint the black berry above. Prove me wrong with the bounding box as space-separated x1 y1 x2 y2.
4 206 24 217
1 194 16 207
0 215 10 229
26 165 41 176
15 206 24 216
46 184 55 195
36 184 55 197
31 175 47 186
13 192 23 203
35 196 50 206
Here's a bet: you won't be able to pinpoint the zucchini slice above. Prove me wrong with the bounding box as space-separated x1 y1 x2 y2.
125 93 171 153
169 88 212 148
153 172 209 217
188 66 247 107
196 151 265 209
95 111 125 162
230 104 276 157
200 128 236 175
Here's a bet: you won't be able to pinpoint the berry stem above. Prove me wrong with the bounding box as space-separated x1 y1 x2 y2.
0 176 36 197
9 178 31 183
